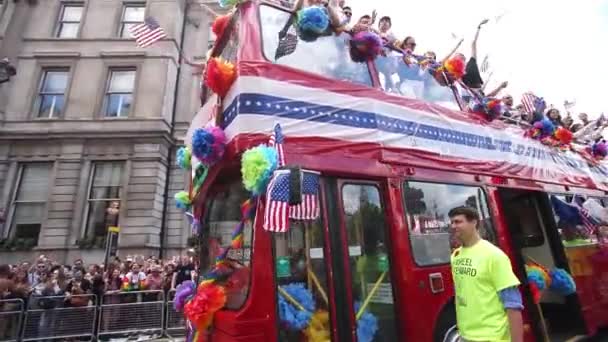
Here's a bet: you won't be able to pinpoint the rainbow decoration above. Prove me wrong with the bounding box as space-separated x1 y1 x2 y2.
442 56 465 80
354 301 379 342
305 310 330 342
278 283 315 330
184 281 227 337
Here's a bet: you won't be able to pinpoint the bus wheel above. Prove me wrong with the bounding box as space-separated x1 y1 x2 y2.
434 306 460 342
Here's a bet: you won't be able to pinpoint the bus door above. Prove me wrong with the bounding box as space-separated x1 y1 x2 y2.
496 188 587 341
401 181 497 342
323 178 401 342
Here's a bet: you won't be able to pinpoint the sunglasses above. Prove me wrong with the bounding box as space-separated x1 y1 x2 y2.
344 11 352 16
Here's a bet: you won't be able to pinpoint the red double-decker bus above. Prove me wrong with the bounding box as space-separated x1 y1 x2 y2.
186 1 608 341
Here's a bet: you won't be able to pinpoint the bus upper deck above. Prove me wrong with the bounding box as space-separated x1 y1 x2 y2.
180 1 608 342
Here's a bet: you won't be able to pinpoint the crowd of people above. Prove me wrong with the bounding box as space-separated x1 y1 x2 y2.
283 0 606 145
0 254 197 307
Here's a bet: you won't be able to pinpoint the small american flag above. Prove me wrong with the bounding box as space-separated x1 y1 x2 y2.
289 171 320 220
263 169 291 232
521 92 538 114
579 207 599 236
129 17 167 48
480 55 489 73
269 123 286 167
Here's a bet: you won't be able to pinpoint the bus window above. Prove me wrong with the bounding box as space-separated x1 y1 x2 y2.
274 220 332 340
202 180 253 309
375 51 460 110
403 182 495 266
341 184 397 341
259 5 373 86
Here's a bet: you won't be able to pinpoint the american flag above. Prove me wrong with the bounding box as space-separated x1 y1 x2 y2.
269 123 286 166
572 196 599 236
263 169 291 232
521 92 538 114
129 17 167 48
289 171 320 220
480 55 489 73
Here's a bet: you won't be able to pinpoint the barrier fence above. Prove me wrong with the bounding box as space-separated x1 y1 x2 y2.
0 290 186 342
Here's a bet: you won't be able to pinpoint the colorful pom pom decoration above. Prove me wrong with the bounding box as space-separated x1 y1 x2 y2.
175 191 192 210
442 56 465 80
218 0 239 8
305 310 331 342
206 57 237 98
192 127 227 166
549 268 576 296
174 280 196 311
278 283 315 331
554 127 573 146
350 31 383 62
176 146 192 170
184 281 227 332
212 14 231 38
526 265 547 291
354 301 378 342
529 282 541 304
297 6 329 41
241 145 278 195
592 140 608 159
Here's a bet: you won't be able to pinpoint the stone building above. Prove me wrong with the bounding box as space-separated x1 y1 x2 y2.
0 0 220 264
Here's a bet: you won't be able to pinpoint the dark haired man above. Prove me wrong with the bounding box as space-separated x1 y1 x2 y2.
448 206 523 342
378 16 396 45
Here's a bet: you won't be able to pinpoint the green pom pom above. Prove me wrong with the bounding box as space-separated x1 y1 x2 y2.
241 145 278 195
176 147 192 170
175 191 191 210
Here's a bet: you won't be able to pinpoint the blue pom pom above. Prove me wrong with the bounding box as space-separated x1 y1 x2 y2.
539 118 555 136
297 6 329 34
354 302 378 342
278 283 315 331
192 128 215 160
549 268 576 295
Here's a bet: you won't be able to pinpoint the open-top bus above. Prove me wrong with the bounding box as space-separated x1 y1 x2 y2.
186 1 608 341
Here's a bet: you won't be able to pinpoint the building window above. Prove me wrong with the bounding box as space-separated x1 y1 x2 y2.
103 69 135 117
120 3 145 38
83 162 123 241
8 164 52 246
56 3 83 38
36 68 69 118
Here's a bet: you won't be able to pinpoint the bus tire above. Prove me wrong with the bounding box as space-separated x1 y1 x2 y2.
434 305 460 342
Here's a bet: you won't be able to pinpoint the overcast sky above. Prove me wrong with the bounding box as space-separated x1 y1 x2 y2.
348 0 608 120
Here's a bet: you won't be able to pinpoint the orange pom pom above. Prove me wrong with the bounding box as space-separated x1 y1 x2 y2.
205 57 237 98
212 14 231 38
443 57 465 79
184 282 227 332
554 127 573 145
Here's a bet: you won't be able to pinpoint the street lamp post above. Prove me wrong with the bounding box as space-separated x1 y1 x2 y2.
0 58 17 84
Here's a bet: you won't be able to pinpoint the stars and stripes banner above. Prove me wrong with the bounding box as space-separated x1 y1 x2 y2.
130 17 167 48
551 195 598 236
289 171 320 220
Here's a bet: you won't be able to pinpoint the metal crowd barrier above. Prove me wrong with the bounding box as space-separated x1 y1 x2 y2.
165 290 186 338
2 290 190 341
21 294 97 341
98 290 165 338
0 298 24 342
